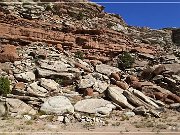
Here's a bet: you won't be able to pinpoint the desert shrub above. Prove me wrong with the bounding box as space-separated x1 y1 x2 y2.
107 22 114 28
76 11 84 20
54 78 64 85
74 51 84 60
45 4 52 11
0 77 10 96
117 52 135 70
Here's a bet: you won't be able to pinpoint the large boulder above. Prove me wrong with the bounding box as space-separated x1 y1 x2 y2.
40 78 59 91
6 98 36 115
107 86 134 109
91 72 110 93
74 58 94 72
164 64 180 76
153 64 166 75
116 81 129 90
0 45 19 62
123 90 145 107
138 53 155 60
78 78 95 89
39 60 69 72
96 64 121 76
14 72 35 82
27 82 48 97
36 68 76 80
0 100 6 117
130 88 159 108
74 98 116 115
40 96 74 115
93 80 109 93
78 73 110 93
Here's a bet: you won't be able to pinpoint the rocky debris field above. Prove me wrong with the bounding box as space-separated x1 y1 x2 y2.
0 0 180 134
0 42 179 133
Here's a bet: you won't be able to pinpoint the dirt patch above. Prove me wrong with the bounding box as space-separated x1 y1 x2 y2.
0 109 179 134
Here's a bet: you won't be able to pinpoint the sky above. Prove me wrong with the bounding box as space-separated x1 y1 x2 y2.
91 0 180 29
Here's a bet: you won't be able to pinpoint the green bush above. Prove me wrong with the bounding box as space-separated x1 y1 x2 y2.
0 77 10 96
74 51 84 60
45 4 52 11
107 22 114 28
76 11 84 20
54 78 64 85
118 52 135 70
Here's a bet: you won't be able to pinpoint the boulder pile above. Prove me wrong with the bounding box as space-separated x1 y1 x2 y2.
0 43 179 125
0 0 179 127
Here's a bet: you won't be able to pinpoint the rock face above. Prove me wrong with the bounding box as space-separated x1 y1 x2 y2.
40 96 74 115
74 98 116 115
0 0 176 64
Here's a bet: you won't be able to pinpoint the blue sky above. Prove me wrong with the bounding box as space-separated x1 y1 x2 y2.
91 0 180 29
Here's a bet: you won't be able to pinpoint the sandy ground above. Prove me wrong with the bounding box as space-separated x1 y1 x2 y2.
0 109 179 135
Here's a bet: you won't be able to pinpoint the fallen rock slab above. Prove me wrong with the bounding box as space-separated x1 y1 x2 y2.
133 106 161 118
123 90 145 107
6 98 36 115
40 96 74 115
131 88 159 108
107 86 134 109
74 98 116 115
93 80 109 93
39 60 69 72
0 101 6 117
27 82 48 97
96 64 121 76
14 72 35 82
78 78 95 89
36 68 76 80
40 78 59 91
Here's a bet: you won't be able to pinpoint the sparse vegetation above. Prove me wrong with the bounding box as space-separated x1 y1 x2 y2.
120 115 129 121
25 120 33 125
68 11 85 20
156 124 168 129
0 77 10 96
107 22 114 28
54 78 64 85
45 115 55 122
117 52 135 70
104 120 109 125
112 121 121 126
37 110 46 115
134 118 156 128
74 51 84 60
45 4 52 11
83 122 95 129
76 11 84 20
